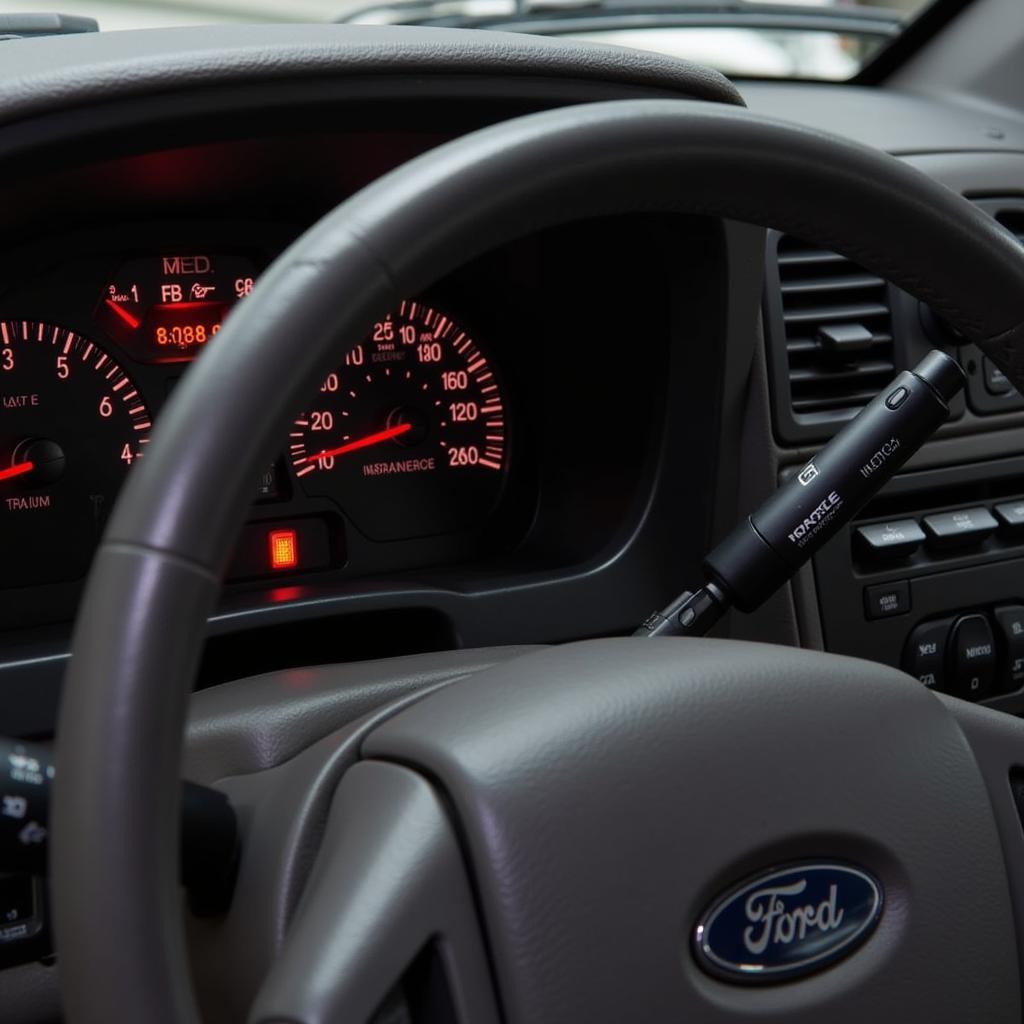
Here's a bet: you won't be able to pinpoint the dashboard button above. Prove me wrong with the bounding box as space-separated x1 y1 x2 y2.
855 519 925 559
994 605 1024 693
885 385 909 409
254 464 284 503
984 357 1013 396
949 614 996 700
864 580 910 620
994 501 1024 533
903 618 953 691
922 507 998 549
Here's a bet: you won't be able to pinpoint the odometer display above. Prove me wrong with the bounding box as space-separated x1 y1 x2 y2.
289 302 507 540
0 321 150 587
152 307 224 352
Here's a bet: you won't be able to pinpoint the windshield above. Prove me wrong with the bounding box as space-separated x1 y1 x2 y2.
0 0 946 80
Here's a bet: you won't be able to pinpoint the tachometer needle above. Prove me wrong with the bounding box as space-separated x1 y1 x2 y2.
104 298 141 329
0 460 34 483
315 422 412 460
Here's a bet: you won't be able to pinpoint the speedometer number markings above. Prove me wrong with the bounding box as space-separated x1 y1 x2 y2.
289 302 507 540
1 321 152 587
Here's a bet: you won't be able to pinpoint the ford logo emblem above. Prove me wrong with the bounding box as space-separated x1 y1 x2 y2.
693 862 883 983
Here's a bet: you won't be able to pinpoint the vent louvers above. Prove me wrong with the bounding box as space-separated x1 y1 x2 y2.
776 236 895 422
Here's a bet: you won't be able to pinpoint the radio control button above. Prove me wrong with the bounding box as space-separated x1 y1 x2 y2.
855 519 925 559
994 605 1024 693
864 580 910 620
903 618 953 691
922 507 997 549
994 501 1024 533
950 614 996 700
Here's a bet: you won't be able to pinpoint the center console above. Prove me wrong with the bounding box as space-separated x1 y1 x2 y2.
813 455 1024 713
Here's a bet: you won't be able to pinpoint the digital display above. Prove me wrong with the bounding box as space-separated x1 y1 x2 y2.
151 302 228 353
96 253 257 363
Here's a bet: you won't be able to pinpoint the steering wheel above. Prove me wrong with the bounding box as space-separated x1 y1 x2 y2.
52 99 1024 1023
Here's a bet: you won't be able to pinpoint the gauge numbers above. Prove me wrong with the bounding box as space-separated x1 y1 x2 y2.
289 302 507 540
1 320 151 587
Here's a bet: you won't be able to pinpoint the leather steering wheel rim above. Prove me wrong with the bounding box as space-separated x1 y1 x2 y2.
52 98 1024 1023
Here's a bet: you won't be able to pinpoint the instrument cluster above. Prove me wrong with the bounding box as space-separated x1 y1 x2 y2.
0 208 678 632
1 243 520 593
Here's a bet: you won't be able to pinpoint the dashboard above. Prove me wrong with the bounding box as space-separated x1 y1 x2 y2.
4 249 522 582
0 95 742 734
1 25 1024 729
3 19 1024 1017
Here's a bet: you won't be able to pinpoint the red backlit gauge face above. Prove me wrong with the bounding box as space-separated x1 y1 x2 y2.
96 253 257 363
0 321 151 588
289 302 508 540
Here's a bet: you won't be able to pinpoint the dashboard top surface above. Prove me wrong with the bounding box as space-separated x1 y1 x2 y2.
4 23 1024 160
741 80 1024 155
0 23 741 126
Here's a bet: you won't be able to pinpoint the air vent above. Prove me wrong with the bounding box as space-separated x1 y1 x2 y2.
771 235 894 438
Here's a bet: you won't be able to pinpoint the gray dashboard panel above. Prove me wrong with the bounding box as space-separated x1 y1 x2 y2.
184 645 539 784
0 23 741 126
741 81 1024 155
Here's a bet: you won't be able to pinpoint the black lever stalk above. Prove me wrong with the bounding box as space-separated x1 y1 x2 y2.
636 350 965 638
1 736 238 916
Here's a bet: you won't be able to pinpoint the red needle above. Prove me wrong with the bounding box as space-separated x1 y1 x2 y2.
314 422 412 460
0 460 34 483
104 298 141 329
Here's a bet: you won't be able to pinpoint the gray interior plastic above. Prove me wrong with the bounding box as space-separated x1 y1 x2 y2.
51 96 1024 1023
184 646 539 784
251 759 502 1024
354 639 1017 1023
184 653 529 1022
740 80 1024 154
0 23 741 128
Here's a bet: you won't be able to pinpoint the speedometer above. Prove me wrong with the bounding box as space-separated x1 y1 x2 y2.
1 320 151 588
289 302 507 540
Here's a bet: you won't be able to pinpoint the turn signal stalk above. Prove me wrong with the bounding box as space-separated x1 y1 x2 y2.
637 351 965 638
0 736 238 916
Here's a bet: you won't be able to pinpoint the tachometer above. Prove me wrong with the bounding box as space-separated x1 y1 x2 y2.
289 302 507 540
1 321 151 587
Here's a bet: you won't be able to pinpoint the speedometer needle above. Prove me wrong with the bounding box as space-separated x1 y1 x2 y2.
314 422 412 460
0 460 34 483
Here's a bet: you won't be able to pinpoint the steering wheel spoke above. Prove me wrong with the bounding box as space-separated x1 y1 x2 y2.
250 761 501 1024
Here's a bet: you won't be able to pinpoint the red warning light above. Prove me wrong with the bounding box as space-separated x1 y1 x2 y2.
268 529 299 571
